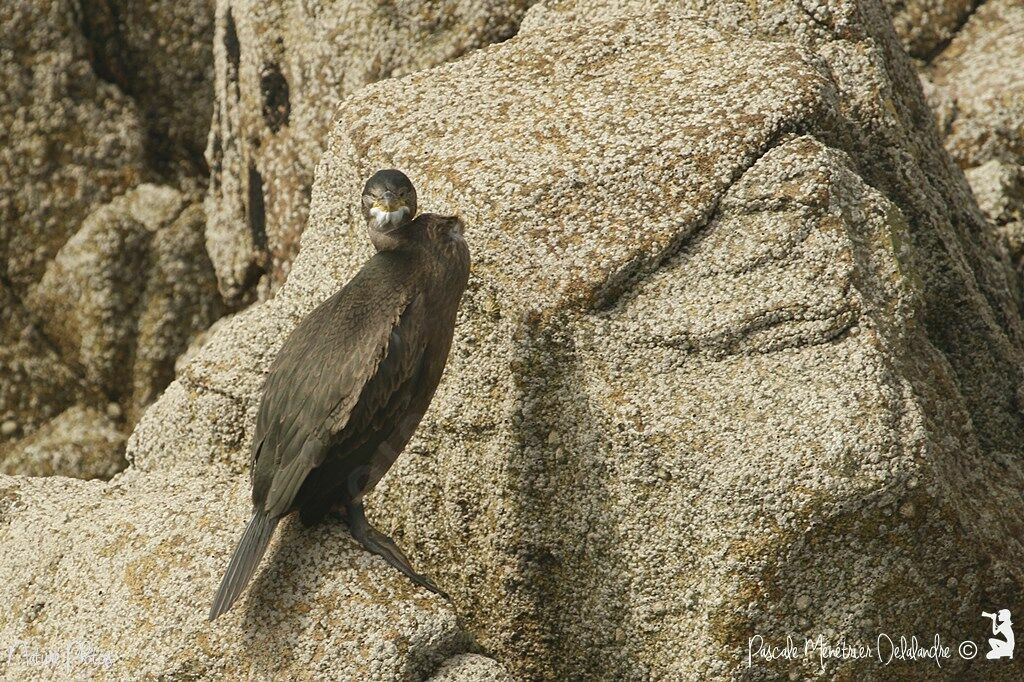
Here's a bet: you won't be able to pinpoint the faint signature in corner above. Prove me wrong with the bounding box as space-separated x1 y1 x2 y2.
5 639 115 671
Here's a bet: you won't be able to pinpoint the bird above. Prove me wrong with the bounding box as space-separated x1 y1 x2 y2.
209 169 470 620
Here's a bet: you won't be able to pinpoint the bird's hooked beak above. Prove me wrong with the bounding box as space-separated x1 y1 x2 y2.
379 190 399 211
369 191 411 232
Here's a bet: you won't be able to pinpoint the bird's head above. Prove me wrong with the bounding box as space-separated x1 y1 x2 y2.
361 169 417 234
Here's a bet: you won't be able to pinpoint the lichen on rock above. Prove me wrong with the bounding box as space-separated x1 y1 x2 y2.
924 0 1024 302
0 471 486 679
927 0 1024 168
0 1 146 295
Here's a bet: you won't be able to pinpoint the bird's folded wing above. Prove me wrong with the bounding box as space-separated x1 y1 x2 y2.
330 292 430 448
249 260 423 517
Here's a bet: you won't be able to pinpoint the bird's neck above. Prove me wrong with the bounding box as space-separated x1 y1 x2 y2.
369 228 405 252
367 217 417 251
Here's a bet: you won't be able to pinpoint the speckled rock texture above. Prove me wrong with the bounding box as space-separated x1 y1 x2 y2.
427 654 513 681
924 0 1024 296
883 0 979 59
1 181 221 480
968 160 1024 226
927 0 1024 168
0 406 125 480
25 184 222 427
74 2 1024 678
0 284 96 448
3 0 1024 679
204 0 536 303
0 1 145 296
967 160 1024 265
0 3 222 480
0 471 495 680
76 0 215 177
300 4 1021 679
0 1 141 479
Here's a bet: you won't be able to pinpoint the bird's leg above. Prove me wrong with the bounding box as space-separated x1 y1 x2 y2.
345 501 450 599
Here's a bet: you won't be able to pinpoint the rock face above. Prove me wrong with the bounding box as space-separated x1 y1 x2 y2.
967 160 1024 270
884 0 979 59
0 1 146 296
0 4 221 479
0 471 491 680
1 184 221 479
0 286 108 470
76 0 216 176
427 654 513 681
301 3 1023 678
925 0 1024 294
2 0 1024 679
0 1 142 479
0 406 126 480
26 185 222 426
927 0 1024 168
204 0 536 302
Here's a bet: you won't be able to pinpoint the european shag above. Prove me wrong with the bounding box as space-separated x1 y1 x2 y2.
210 169 469 619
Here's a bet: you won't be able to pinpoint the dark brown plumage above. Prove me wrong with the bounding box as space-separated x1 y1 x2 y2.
210 170 469 619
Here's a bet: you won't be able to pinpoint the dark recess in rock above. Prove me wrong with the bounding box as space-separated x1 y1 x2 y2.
225 9 241 101
209 106 223 191
260 63 291 133
74 1 129 90
247 164 268 254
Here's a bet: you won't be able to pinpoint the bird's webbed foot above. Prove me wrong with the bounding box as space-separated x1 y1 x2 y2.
345 501 450 600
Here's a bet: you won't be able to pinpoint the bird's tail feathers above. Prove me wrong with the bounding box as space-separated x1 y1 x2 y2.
209 510 279 621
